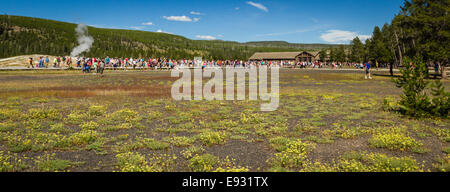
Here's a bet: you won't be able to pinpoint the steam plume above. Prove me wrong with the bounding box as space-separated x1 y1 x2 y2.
70 23 94 57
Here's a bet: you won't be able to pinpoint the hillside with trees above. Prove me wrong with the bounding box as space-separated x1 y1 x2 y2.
0 15 336 60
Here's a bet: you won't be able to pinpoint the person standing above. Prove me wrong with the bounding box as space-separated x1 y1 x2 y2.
99 59 105 75
53 57 57 68
45 56 49 68
28 57 34 68
365 61 372 79
57 57 61 68
93 58 98 74
41 57 45 68
82 59 87 73
38 57 43 68
106 56 110 66
389 62 394 77
434 62 440 79
67 57 72 68
76 58 81 68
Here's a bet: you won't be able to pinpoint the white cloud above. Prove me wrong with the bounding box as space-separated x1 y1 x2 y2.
217 34 224 38
190 11 202 15
246 1 268 12
141 22 154 26
156 29 173 34
163 16 192 22
358 35 372 41
130 26 144 30
196 35 216 40
320 30 371 43
235 7 240 10
193 18 200 22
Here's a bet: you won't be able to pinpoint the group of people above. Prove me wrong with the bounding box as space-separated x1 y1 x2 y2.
74 57 281 71
25 56 383 80
28 56 72 68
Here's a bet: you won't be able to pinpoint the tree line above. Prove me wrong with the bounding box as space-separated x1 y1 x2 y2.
319 0 449 78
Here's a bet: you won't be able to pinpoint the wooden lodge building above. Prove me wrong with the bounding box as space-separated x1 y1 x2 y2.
249 51 320 62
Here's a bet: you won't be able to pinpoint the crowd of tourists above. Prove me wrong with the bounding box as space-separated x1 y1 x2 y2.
27 56 380 70
28 56 72 68
26 56 385 79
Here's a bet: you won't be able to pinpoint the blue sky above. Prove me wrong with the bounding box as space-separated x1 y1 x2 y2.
1 0 404 44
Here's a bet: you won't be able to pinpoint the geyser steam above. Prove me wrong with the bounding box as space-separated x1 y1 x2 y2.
70 23 94 57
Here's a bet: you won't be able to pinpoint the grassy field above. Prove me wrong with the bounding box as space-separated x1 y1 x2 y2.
0 69 448 172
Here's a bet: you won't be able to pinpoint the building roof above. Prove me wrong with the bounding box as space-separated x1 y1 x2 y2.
249 51 319 60
308 52 320 56
249 52 302 60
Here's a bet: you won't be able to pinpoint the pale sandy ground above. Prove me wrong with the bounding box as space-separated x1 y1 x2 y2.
0 55 68 68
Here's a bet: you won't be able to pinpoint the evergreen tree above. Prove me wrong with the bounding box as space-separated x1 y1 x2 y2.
329 47 336 62
350 37 364 63
393 56 431 117
319 49 328 62
430 80 450 117
399 0 449 79
364 39 372 62
369 26 391 65
336 45 346 62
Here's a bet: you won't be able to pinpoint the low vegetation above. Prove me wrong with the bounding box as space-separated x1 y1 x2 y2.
0 70 448 172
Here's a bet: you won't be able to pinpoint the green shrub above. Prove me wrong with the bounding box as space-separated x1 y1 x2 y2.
392 57 449 118
189 154 219 172
65 111 89 125
269 140 316 169
269 136 290 152
198 131 227 146
300 152 424 172
443 146 450 154
0 121 17 132
116 152 177 172
81 121 100 130
369 132 423 151
430 127 450 142
382 96 401 112
164 136 196 147
6 135 32 152
88 105 107 116
148 111 163 120
364 153 424 172
34 153 73 172
181 146 205 159
0 109 20 121
214 156 249 172
110 109 139 123
433 155 450 172
69 130 100 146
430 80 450 118
49 123 69 133
116 152 152 172
0 151 28 172
28 108 61 121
